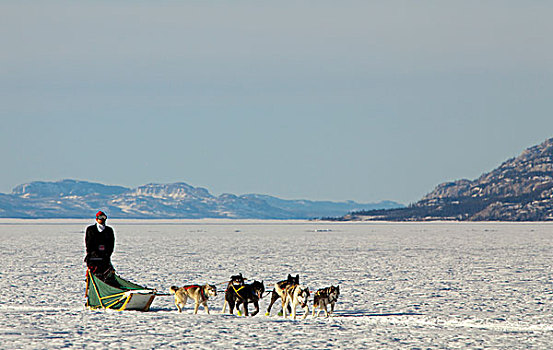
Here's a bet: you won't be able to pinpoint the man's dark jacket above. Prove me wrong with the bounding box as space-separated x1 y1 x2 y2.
84 224 115 272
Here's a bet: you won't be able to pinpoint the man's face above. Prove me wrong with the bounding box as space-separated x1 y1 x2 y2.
96 215 107 225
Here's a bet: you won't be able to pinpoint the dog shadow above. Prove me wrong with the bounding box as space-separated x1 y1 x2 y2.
148 306 240 316
332 310 423 318
148 307 423 318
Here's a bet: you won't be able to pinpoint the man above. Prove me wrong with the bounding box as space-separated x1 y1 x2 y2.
85 211 116 284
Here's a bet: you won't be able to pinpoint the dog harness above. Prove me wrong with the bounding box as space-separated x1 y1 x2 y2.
184 285 206 300
231 284 263 301
232 285 246 300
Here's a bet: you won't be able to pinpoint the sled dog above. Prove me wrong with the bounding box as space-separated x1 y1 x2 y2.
221 273 246 314
282 284 310 319
225 280 265 316
169 283 217 314
265 274 299 316
312 285 340 317
228 273 246 286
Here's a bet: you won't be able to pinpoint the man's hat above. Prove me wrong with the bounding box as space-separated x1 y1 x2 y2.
96 211 107 219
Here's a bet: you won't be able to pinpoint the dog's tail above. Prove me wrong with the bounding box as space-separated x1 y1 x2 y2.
169 286 179 294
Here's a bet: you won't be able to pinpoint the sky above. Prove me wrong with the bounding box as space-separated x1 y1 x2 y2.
1 1 552 204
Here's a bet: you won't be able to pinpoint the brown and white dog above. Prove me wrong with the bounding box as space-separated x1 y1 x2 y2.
312 285 340 318
169 284 217 314
266 274 299 316
282 284 310 320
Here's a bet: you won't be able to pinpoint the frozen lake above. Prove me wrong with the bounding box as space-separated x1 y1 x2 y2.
1 220 553 349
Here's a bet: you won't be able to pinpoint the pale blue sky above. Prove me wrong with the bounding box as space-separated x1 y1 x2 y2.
1 1 552 203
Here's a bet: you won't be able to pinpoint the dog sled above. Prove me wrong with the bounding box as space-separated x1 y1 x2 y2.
85 270 157 311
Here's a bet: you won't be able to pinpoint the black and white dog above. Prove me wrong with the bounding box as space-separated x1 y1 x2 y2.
265 274 299 316
312 285 340 317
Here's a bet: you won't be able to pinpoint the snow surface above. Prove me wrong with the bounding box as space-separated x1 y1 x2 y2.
1 220 553 349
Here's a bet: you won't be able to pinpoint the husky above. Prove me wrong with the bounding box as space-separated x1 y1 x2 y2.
312 285 340 317
169 283 217 314
282 284 310 320
228 273 246 286
221 273 246 314
225 280 265 316
265 274 299 316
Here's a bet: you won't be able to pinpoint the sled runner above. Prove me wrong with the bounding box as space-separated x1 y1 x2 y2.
85 270 156 311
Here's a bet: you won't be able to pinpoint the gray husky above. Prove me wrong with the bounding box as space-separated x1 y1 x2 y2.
312 285 340 317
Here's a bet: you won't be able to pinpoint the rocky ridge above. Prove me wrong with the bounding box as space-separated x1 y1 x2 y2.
344 137 553 221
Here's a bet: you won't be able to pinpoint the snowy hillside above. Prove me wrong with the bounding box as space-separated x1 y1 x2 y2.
347 137 553 221
0 179 402 219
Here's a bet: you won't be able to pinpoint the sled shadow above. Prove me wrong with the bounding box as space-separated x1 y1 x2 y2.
148 306 176 312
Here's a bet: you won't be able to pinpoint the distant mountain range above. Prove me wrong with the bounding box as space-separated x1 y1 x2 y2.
0 180 403 219
339 137 553 221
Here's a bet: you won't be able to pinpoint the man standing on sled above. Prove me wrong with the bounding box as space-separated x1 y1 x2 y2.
85 211 116 285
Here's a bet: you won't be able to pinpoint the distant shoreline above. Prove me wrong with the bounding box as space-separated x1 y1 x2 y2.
1 218 553 226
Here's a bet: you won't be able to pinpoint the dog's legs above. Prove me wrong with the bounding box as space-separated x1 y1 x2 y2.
302 304 309 319
228 299 235 315
178 295 188 313
291 301 297 320
265 290 279 316
284 301 292 316
283 296 290 318
323 301 329 318
243 301 249 316
236 300 243 316
193 301 200 314
274 284 290 316
222 286 231 313
174 295 182 313
280 294 289 317
330 302 335 315
202 301 210 314
236 300 248 316
251 301 260 316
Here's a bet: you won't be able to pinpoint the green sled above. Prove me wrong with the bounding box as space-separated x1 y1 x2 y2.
85 270 156 311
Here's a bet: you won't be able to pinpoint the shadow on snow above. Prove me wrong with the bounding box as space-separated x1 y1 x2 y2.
333 310 423 318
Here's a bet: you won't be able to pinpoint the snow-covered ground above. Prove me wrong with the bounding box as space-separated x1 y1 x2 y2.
1 220 553 349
